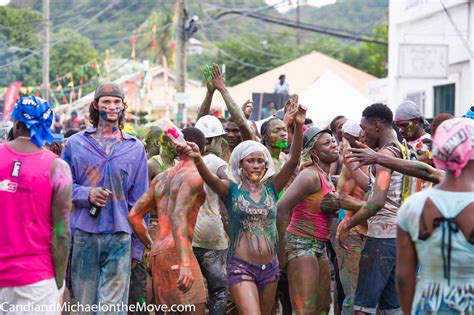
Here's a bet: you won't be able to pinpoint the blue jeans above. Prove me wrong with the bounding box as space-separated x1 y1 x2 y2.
335 232 366 315
71 230 131 315
354 237 401 314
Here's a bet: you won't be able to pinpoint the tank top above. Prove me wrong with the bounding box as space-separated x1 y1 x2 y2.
367 142 403 238
0 143 58 287
224 180 279 257
287 166 335 241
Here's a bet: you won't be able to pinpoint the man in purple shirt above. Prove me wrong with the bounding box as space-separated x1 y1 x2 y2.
62 82 148 313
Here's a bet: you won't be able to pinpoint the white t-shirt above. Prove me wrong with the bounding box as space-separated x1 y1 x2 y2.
274 81 289 94
192 154 228 250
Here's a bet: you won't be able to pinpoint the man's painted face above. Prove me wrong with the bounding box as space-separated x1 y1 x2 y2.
159 133 177 158
360 117 378 149
265 119 288 149
395 118 420 141
96 96 124 124
225 121 242 149
239 152 267 183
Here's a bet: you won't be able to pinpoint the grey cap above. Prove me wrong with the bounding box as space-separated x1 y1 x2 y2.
303 126 332 148
94 82 125 100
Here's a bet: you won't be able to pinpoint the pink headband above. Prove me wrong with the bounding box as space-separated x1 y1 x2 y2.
432 118 474 177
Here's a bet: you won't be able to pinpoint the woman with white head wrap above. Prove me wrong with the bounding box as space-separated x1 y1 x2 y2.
182 105 307 314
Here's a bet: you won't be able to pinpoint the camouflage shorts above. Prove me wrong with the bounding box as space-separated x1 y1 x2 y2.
285 231 328 262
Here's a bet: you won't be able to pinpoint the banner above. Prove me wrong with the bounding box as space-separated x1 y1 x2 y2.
2 82 22 122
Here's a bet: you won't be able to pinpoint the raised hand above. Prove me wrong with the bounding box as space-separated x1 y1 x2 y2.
241 99 253 119
210 64 226 92
176 141 202 164
283 95 298 127
204 65 215 93
294 103 307 126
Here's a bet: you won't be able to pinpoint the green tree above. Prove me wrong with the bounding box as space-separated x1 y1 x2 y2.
0 6 43 86
342 23 388 78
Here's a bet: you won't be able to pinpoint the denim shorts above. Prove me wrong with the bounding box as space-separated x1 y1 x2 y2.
285 231 328 262
354 237 401 314
227 256 280 290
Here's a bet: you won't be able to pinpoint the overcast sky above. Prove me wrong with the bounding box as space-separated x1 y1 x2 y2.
265 0 337 13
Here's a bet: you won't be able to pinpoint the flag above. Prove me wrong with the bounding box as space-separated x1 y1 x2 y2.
2 82 22 122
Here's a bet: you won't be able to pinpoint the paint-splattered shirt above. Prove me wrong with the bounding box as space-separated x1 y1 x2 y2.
225 180 279 257
397 188 474 314
62 127 148 260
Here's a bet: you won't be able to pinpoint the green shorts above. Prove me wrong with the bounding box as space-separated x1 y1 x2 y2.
285 231 328 262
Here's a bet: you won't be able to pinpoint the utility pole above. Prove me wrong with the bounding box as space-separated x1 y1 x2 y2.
175 0 186 126
296 0 300 47
42 0 50 102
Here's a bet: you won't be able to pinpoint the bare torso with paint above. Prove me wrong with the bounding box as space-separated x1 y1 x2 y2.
151 160 205 255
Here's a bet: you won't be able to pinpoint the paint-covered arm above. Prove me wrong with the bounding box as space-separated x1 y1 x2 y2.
50 158 73 289
347 147 444 183
344 149 395 230
276 169 316 268
216 165 231 236
61 139 93 208
319 165 366 214
209 64 256 141
128 146 149 260
171 175 204 292
272 103 306 193
129 175 159 251
182 141 230 200
396 226 417 314
197 90 215 120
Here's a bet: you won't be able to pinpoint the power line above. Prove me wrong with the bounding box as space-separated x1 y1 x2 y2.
0 2 117 70
207 9 387 45
439 0 474 58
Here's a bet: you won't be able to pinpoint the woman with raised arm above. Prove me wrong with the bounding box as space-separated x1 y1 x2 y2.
180 104 307 315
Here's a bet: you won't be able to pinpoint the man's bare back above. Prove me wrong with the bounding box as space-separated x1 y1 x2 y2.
151 160 206 254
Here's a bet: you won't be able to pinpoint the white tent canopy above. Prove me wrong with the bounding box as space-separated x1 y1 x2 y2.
299 71 372 128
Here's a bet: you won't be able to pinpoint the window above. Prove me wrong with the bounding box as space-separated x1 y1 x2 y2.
433 83 455 115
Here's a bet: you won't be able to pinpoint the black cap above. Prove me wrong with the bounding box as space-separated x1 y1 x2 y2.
303 127 332 148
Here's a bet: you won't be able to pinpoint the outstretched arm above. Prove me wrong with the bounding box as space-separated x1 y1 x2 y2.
272 99 306 193
171 175 204 292
179 142 230 200
339 149 396 247
50 159 73 289
210 64 256 141
347 147 444 184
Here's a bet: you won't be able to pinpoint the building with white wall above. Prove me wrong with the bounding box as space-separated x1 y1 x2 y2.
388 0 473 118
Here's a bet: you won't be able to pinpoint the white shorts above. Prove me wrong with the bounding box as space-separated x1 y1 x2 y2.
0 278 63 315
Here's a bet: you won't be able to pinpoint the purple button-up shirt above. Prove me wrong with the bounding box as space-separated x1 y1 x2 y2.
61 127 148 260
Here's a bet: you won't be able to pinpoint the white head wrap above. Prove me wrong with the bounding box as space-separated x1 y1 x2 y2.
341 120 362 138
228 140 276 184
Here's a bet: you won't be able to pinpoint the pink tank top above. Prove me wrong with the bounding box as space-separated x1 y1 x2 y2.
287 166 334 241
0 143 58 287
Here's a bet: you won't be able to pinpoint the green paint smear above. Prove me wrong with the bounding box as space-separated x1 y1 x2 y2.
275 140 288 149
54 220 64 236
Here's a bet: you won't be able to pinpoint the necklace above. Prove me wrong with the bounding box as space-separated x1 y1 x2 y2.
17 136 31 140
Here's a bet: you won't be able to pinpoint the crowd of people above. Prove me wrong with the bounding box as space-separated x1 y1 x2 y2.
1 63 473 315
